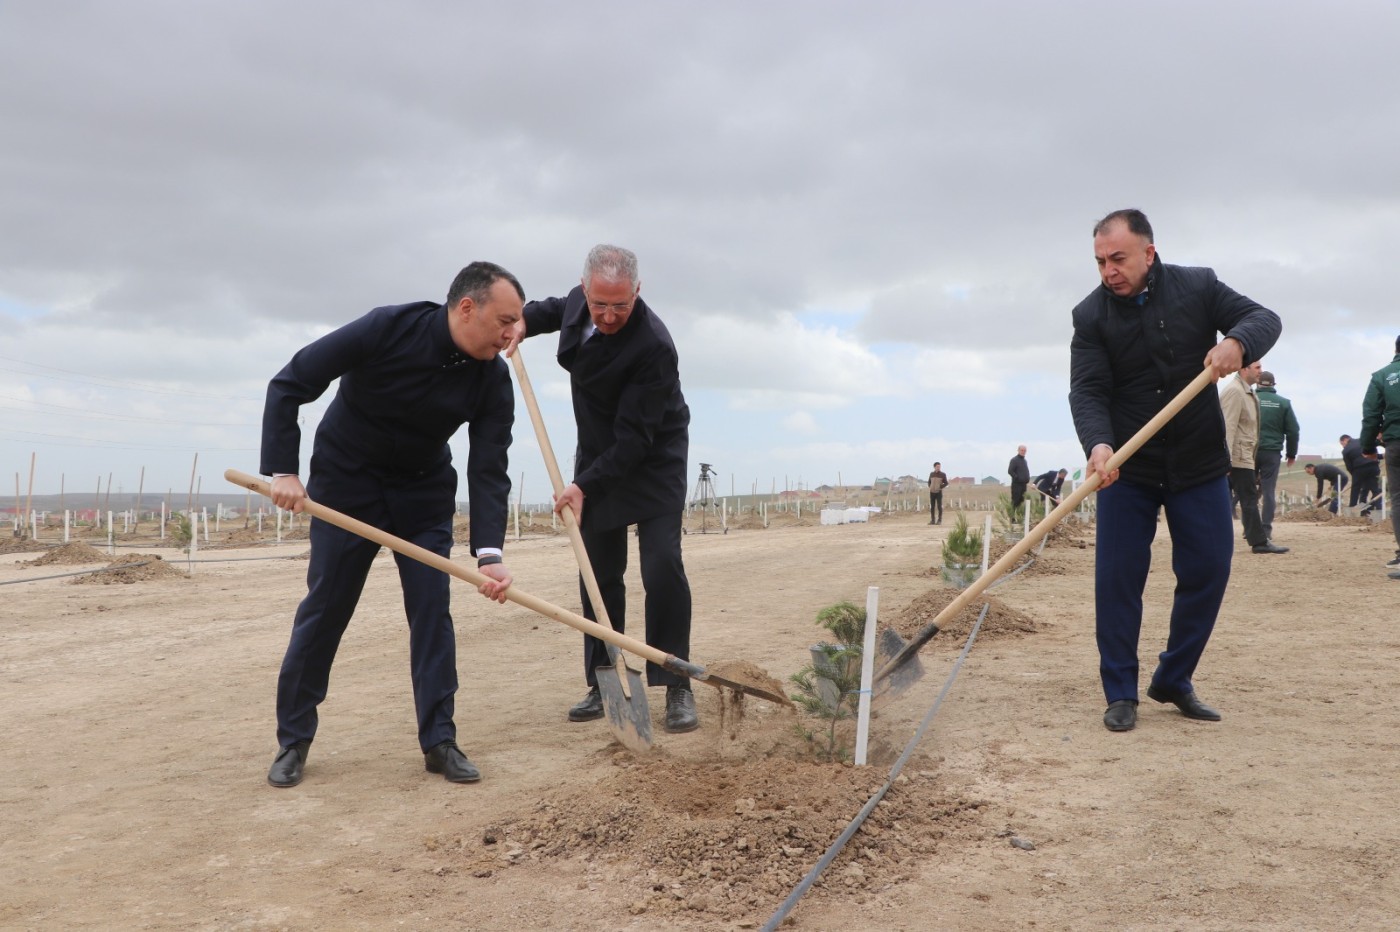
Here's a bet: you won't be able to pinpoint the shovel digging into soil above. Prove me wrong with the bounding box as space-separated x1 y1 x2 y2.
509 347 651 753
873 366 1218 699
225 469 794 710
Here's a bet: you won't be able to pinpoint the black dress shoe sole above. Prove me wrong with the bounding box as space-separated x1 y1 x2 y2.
663 717 700 734
567 706 605 722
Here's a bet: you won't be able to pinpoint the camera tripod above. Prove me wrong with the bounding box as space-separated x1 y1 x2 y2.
686 462 726 534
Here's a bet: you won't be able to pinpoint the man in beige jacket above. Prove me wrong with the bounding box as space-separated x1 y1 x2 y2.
1220 360 1287 554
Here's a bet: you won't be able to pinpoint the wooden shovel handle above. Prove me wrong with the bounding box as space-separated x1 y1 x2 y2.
508 348 619 636
875 365 1217 678
223 469 688 675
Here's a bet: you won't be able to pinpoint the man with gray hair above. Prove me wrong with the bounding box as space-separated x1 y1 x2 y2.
508 245 698 732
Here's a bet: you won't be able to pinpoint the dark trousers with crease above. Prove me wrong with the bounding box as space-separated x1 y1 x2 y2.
276 466 458 753
929 492 943 523
1095 476 1233 704
578 509 692 688
1229 466 1266 547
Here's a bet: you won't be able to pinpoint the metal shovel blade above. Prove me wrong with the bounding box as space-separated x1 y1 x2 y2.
595 662 653 754
871 625 930 707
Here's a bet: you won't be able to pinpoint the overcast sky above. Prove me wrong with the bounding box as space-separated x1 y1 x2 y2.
3 1 1397 507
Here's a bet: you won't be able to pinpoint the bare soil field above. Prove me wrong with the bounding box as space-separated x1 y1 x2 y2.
2 503 1397 930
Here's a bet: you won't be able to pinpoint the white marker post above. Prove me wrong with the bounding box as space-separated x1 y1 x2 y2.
107 511 114 555
854 585 879 766
982 515 992 574
64 510 70 543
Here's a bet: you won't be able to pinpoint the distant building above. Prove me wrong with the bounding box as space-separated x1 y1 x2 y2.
893 475 922 493
948 476 976 486
980 476 1003 486
873 478 893 492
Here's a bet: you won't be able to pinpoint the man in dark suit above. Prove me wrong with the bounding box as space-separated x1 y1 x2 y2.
509 244 697 733
260 261 522 788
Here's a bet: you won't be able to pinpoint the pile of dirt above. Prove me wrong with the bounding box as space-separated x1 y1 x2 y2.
887 587 1039 643
447 757 986 922
70 553 190 585
217 527 268 546
0 536 49 555
22 542 109 566
1278 509 1340 524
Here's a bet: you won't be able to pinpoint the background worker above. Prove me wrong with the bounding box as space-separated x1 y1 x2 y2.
1221 360 1286 554
1304 462 1347 513
1034 468 1068 504
1069 208 1280 733
1254 369 1299 543
1359 334 1400 574
1339 433 1382 512
1008 445 1030 510
510 244 698 733
927 462 948 524
261 262 521 789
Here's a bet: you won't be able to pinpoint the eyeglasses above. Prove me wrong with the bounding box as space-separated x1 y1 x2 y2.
585 291 637 314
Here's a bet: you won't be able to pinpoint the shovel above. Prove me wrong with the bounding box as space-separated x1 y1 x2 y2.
873 366 1217 697
225 469 793 708
509 346 651 752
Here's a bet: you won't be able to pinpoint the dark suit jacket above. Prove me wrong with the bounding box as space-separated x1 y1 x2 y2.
260 301 513 554
523 287 689 531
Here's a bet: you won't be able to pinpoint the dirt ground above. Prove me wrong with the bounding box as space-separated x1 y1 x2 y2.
2 503 1398 930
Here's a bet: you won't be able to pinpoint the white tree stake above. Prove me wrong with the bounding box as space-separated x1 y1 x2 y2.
982 515 992 573
107 511 114 555
855 586 879 766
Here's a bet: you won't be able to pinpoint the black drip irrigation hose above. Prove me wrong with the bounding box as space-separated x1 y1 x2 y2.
0 561 153 586
760 603 991 932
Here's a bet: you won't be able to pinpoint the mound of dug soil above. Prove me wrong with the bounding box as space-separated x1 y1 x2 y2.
23 542 109 566
1276 509 1372 523
888 587 1039 643
70 553 190 585
445 757 985 922
0 536 48 555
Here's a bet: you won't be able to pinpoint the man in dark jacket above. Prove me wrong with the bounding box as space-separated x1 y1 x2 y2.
927 462 948 524
1339 434 1381 511
511 245 697 733
1360 335 1400 574
1069 209 1281 733
261 262 521 788
1034 468 1068 504
1254 370 1299 542
1303 462 1347 513
1007 445 1030 509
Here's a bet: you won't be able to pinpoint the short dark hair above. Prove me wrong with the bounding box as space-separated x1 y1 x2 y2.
1340 434 1352 443
1093 209 1154 243
445 261 524 310
933 462 941 467
1304 463 1316 471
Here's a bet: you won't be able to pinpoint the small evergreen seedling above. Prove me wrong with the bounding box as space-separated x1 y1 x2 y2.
941 512 983 587
789 601 867 762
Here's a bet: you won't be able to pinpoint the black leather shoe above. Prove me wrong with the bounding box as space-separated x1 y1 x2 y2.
424 740 481 783
664 685 699 734
567 686 604 722
1103 699 1137 732
1146 684 1222 721
267 741 309 788
1251 542 1289 554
